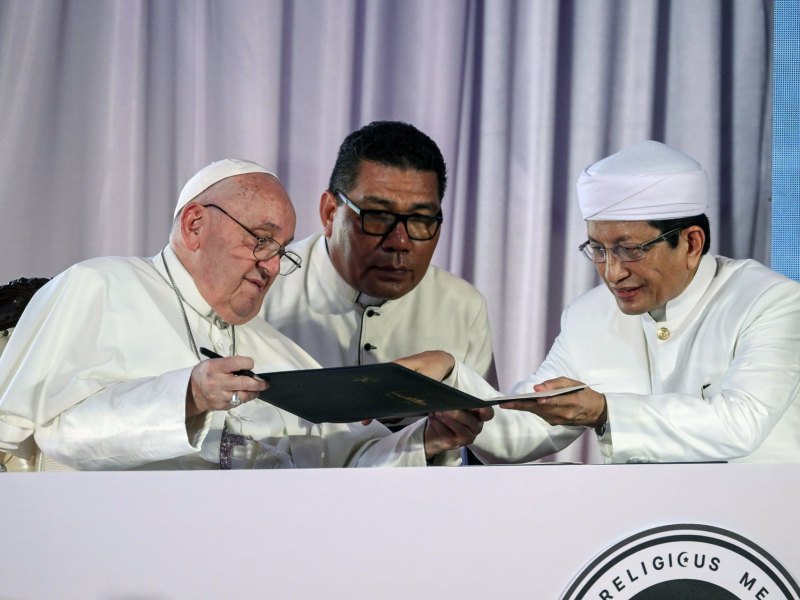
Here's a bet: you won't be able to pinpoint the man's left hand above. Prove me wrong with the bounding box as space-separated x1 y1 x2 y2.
423 407 494 459
499 377 607 428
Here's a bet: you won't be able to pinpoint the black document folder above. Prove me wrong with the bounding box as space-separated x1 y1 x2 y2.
256 363 499 424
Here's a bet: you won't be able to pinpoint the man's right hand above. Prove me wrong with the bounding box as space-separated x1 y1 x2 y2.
394 351 456 382
361 351 457 426
186 356 268 417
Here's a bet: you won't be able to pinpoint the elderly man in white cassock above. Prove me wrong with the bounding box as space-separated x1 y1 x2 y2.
406 141 800 464
0 159 490 471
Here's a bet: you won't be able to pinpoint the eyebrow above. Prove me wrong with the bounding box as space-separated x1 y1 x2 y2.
261 225 293 246
251 221 293 245
360 195 441 213
252 221 282 234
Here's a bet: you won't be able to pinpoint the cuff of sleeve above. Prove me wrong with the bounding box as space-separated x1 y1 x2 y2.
430 448 462 466
412 418 463 467
602 392 651 463
442 358 461 387
395 418 429 467
444 358 502 400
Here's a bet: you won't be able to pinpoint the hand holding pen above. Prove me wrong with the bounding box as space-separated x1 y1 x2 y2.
200 347 265 382
184 348 268 416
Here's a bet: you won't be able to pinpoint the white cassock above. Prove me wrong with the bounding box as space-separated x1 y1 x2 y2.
458 254 800 463
0 246 449 470
261 233 496 381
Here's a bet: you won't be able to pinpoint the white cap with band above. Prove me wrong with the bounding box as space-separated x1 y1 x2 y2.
175 159 278 217
576 141 709 221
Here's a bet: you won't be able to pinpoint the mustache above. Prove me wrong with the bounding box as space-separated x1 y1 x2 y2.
372 256 412 269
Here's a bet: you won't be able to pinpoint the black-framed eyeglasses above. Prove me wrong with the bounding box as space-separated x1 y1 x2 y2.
335 190 443 241
578 227 684 263
204 203 302 275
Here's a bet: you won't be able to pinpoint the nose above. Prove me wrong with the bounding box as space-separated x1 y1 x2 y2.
380 220 413 252
603 252 630 283
258 254 282 278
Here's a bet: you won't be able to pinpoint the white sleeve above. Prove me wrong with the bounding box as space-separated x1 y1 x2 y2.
463 295 498 386
605 282 800 463
445 351 585 464
35 367 202 470
347 418 461 467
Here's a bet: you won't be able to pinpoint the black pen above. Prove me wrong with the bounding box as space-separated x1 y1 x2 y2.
199 347 265 382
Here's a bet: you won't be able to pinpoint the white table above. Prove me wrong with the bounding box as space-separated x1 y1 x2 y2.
2 463 797 599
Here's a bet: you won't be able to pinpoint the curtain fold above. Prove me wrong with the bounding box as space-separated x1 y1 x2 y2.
0 0 772 463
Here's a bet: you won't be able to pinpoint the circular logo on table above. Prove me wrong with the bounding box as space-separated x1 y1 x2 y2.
561 524 800 600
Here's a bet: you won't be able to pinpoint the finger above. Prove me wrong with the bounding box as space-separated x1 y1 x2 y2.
228 374 268 393
470 406 495 422
207 355 257 374
436 409 482 423
536 376 579 392
233 390 260 404
361 419 374 426
427 414 452 440
454 414 483 436
432 411 477 436
499 400 538 411
224 392 258 409
444 409 484 430
435 412 478 438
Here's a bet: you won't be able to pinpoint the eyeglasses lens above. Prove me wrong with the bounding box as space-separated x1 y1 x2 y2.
254 240 281 262
582 245 646 263
279 253 301 276
362 212 439 240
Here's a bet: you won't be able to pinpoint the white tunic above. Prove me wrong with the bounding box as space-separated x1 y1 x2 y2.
0 247 435 470
463 254 800 463
261 233 496 380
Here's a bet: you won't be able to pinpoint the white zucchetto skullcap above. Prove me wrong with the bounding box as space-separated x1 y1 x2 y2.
576 141 709 221
175 158 278 217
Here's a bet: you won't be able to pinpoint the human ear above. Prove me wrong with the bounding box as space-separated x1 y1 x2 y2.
684 226 705 270
319 191 338 238
181 204 206 251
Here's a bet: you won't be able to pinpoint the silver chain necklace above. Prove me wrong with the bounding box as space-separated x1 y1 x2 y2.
161 250 235 359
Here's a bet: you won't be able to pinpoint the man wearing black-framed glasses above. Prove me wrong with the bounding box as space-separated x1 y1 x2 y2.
262 121 497 460
403 141 800 465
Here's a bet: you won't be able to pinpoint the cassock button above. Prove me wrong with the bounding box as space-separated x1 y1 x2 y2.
656 327 670 340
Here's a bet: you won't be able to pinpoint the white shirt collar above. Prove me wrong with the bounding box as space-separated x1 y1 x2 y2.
647 253 718 323
153 245 221 323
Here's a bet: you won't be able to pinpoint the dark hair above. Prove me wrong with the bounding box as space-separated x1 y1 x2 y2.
328 121 447 201
647 214 711 255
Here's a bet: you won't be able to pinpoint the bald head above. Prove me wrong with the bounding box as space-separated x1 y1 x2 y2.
171 172 296 325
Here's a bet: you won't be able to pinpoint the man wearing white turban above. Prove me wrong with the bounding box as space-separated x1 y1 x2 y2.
0 159 491 470
401 141 800 463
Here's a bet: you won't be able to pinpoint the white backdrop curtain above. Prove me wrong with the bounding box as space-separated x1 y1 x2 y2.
0 0 772 463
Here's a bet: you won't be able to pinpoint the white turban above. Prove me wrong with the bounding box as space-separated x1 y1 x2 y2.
576 141 709 221
175 158 278 217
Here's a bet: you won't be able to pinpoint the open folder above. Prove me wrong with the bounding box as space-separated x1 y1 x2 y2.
256 363 587 424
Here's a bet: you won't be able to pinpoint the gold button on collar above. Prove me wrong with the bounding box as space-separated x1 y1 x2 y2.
657 327 670 340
